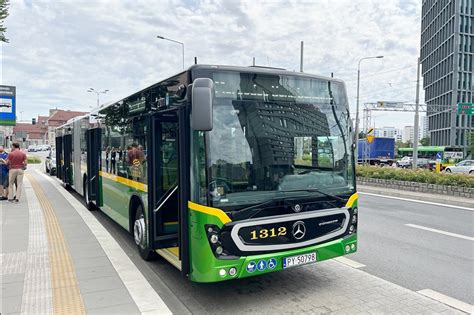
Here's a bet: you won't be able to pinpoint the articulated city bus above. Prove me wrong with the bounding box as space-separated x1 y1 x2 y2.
397 146 464 167
56 65 358 283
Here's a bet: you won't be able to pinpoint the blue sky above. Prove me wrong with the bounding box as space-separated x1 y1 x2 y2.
1 0 424 129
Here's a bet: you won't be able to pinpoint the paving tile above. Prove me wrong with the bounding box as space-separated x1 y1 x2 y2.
87 302 141 315
0 273 25 284
72 255 112 270
2 280 24 298
82 288 136 310
69 246 107 260
1 294 24 313
78 275 126 294
75 264 118 281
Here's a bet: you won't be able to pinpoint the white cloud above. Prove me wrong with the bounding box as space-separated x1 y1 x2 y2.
2 0 424 128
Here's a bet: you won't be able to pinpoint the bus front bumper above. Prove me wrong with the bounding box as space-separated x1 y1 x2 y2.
190 234 357 282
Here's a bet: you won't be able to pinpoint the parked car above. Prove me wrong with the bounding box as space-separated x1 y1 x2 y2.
397 157 436 170
396 156 412 168
45 151 57 175
27 145 38 152
445 160 474 174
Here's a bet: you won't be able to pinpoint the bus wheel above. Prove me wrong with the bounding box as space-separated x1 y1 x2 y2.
445 168 451 173
134 205 156 261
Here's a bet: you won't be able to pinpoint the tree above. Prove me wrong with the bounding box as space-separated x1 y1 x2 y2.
469 131 474 157
0 0 9 43
420 137 430 146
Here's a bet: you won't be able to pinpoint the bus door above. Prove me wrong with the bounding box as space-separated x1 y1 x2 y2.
55 136 63 180
63 134 73 185
149 114 180 250
86 128 101 206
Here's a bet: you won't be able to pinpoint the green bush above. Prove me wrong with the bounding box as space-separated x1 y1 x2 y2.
27 156 42 164
356 165 474 188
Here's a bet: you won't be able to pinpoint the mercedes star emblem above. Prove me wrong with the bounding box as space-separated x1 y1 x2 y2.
292 221 306 240
293 204 302 212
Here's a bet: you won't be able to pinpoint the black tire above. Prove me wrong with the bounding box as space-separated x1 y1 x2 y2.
134 204 156 261
469 170 473 175
83 178 95 211
445 168 451 173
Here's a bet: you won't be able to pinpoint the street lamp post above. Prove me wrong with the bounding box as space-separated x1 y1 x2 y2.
355 56 384 155
156 35 185 70
87 88 109 108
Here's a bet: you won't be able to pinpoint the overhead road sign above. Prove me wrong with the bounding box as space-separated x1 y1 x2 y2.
377 101 404 109
457 103 472 115
0 85 16 126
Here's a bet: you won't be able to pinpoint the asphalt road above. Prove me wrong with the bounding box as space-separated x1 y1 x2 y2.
351 193 474 304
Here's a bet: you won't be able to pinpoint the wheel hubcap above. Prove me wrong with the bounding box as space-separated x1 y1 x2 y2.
134 216 145 247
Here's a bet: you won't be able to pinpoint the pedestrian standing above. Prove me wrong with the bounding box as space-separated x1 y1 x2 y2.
111 147 117 174
6 143 27 203
0 146 9 200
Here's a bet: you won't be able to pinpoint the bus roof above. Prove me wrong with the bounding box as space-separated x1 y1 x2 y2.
90 64 346 114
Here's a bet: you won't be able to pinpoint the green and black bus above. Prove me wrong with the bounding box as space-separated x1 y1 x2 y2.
56 65 358 283
397 146 464 167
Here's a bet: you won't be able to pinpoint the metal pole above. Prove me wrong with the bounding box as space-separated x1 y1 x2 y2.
253 57 255 66
300 41 304 72
156 36 185 70
181 43 185 70
355 66 361 157
413 57 421 169
354 56 383 159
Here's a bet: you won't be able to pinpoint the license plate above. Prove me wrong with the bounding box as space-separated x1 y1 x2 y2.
282 252 317 269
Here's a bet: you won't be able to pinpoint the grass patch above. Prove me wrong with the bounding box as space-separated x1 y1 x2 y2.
357 165 474 188
27 156 42 164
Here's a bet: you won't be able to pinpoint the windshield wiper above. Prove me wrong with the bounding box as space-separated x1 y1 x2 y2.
231 189 344 221
231 194 306 221
278 188 346 203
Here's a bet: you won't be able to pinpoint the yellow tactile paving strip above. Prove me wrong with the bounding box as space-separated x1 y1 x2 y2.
27 173 86 315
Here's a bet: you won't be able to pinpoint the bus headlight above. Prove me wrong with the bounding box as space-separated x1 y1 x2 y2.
219 269 226 277
349 225 355 234
229 267 237 276
205 224 227 257
210 234 219 244
345 245 351 253
352 215 357 224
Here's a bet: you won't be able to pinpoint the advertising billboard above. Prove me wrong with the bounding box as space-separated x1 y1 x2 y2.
0 85 16 125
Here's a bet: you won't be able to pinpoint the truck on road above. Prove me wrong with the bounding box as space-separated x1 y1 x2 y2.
358 137 395 165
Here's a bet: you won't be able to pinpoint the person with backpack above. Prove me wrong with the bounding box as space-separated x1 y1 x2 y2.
0 146 9 200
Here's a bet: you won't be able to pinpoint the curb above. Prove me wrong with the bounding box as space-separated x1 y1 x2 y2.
357 185 474 209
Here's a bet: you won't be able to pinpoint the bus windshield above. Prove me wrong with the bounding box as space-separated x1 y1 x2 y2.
206 71 355 209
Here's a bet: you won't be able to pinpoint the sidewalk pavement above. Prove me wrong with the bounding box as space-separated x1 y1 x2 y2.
1 167 171 315
0 166 471 314
358 184 474 208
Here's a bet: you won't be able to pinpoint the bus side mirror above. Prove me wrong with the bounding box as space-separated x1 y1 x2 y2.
191 78 214 131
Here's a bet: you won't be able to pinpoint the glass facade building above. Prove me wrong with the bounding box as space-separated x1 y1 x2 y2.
420 0 473 149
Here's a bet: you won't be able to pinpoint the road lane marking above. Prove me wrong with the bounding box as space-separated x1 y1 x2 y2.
359 192 474 211
405 224 474 241
418 289 473 313
334 256 366 269
36 169 172 314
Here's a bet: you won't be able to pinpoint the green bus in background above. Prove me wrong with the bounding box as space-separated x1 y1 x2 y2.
398 146 464 167
56 65 358 283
